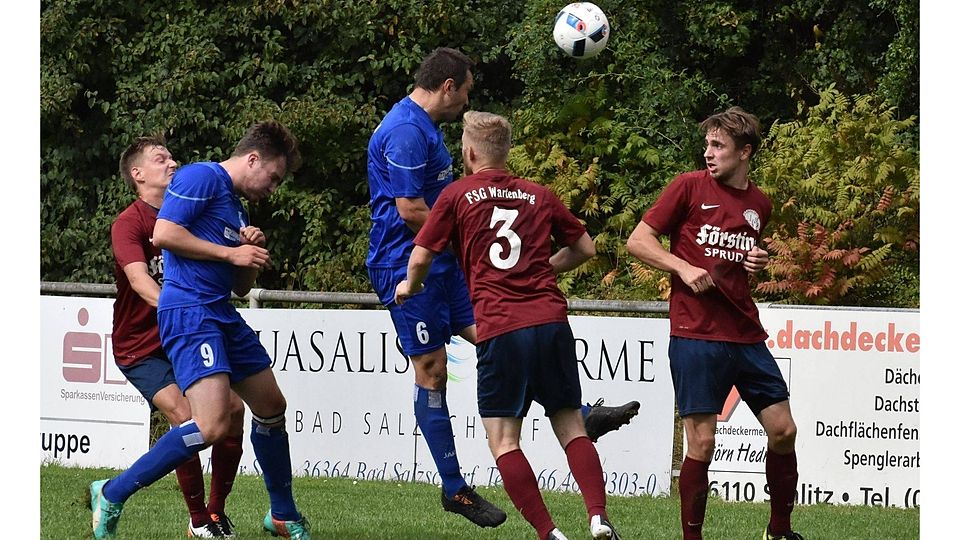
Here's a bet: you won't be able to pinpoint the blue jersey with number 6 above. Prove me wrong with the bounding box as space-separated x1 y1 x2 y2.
366 96 457 271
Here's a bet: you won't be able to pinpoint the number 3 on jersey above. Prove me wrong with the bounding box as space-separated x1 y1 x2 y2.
489 206 521 270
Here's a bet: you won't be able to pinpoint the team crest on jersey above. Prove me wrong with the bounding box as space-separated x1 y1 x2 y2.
743 209 761 231
223 226 240 243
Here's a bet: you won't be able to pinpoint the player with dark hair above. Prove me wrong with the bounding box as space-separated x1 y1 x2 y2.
367 47 638 529
366 45 507 528
90 121 312 540
627 106 802 540
111 136 245 538
396 111 622 540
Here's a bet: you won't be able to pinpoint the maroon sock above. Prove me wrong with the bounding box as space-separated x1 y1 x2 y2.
207 435 244 516
174 453 209 526
564 436 607 520
679 456 710 540
766 449 798 535
496 449 556 539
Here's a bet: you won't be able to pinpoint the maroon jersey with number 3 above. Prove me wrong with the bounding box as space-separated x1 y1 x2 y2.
642 169 772 343
414 169 587 342
111 199 164 366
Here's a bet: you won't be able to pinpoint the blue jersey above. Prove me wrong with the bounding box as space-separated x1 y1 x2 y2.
366 96 457 270
156 162 248 310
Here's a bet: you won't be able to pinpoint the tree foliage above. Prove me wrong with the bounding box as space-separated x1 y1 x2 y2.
41 0 919 307
753 88 919 306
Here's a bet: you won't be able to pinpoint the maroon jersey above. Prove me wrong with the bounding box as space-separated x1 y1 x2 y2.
415 169 587 342
111 199 164 366
642 169 772 343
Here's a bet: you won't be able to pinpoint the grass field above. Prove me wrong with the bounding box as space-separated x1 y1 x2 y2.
42 463 919 539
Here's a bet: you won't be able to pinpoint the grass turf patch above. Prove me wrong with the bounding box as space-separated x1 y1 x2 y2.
44 463 919 539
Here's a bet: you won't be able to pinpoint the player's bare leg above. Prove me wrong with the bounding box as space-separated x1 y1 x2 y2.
758 400 801 539
549 409 620 539
231 369 311 539
485 417 556 538
206 391 245 537
457 325 639 442
412 346 507 527
679 413 717 540
152 384 223 536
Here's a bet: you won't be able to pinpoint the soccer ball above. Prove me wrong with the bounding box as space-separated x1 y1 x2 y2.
552 3 610 59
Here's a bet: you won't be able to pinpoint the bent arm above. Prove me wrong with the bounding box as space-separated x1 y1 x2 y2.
396 197 430 233
550 232 596 274
233 227 268 297
627 220 715 294
394 245 437 304
122 262 161 307
153 218 231 262
153 219 270 297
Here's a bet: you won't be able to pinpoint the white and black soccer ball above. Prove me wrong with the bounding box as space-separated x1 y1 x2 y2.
552 2 610 59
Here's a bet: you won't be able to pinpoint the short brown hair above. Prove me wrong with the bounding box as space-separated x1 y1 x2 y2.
232 120 302 173
414 47 475 92
699 106 761 158
463 111 512 164
118 135 167 191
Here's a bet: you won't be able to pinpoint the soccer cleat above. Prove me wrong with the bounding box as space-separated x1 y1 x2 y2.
209 513 235 538
591 514 623 540
763 526 804 540
584 398 641 442
89 479 124 539
440 485 508 528
548 528 571 540
263 511 312 540
187 520 224 538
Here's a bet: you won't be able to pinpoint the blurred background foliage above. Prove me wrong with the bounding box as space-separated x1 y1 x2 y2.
41 0 919 307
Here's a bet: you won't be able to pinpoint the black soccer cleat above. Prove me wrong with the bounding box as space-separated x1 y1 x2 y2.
209 513 235 538
584 398 641 442
763 526 804 540
441 485 507 528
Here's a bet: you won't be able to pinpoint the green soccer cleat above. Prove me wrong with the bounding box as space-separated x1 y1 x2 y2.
263 510 312 540
89 479 124 539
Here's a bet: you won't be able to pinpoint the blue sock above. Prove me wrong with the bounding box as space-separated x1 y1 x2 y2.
103 420 206 504
414 385 468 499
251 417 300 521
581 403 591 420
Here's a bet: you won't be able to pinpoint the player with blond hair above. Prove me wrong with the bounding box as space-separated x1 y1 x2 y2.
397 111 622 540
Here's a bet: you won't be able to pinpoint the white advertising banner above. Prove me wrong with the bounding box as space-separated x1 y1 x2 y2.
40 296 151 467
39 295 918 507
706 307 920 508
236 309 677 497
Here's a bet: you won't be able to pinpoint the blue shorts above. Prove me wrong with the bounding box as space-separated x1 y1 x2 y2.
118 353 178 412
368 263 475 357
158 302 271 393
669 336 790 417
475 322 582 418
